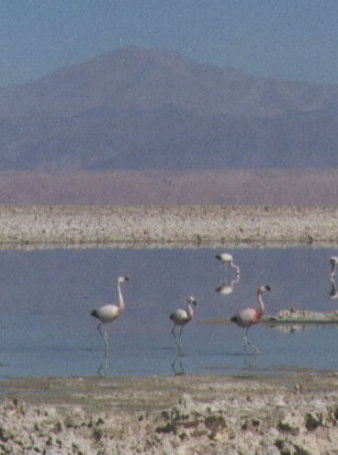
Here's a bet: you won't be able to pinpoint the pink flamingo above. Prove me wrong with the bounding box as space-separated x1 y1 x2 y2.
230 284 271 352
170 296 196 355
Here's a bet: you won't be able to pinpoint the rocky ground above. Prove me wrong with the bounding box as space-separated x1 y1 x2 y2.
0 204 338 454
1 373 338 454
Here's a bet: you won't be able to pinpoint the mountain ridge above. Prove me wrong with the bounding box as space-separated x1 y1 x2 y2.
0 47 338 170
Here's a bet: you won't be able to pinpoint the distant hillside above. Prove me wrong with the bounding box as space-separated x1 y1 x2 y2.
1 47 338 170
0 170 337 205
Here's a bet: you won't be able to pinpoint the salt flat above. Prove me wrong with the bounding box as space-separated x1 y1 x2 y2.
0 205 337 248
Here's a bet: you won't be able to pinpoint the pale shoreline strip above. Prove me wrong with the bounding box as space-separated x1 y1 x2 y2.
0 205 337 249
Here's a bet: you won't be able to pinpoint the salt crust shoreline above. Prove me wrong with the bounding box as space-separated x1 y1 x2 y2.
0 204 337 249
1 204 338 454
2 373 338 454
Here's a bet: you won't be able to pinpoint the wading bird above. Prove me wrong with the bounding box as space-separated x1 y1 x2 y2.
330 256 338 278
170 296 196 356
329 257 338 299
91 275 129 373
215 252 240 275
230 284 271 352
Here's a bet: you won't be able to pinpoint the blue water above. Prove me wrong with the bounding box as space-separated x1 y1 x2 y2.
0 246 337 377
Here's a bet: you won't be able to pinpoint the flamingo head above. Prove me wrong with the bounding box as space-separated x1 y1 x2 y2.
118 276 129 283
187 296 197 306
259 284 271 293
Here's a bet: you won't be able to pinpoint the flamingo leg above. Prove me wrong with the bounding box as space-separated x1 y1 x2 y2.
97 323 109 376
242 327 260 355
241 327 249 349
177 326 185 357
171 353 185 375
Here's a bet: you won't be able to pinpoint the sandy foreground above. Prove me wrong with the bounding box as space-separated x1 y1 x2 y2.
1 204 338 454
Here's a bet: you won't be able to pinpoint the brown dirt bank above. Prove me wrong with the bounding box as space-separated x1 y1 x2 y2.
1 372 338 454
0 205 337 249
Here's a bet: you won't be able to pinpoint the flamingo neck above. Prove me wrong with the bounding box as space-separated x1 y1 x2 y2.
186 303 194 320
231 262 240 275
117 282 125 313
257 290 265 317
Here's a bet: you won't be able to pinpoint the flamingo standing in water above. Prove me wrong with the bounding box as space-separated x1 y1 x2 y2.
91 275 129 372
215 253 240 275
329 257 338 299
230 284 271 352
330 256 338 278
170 296 196 356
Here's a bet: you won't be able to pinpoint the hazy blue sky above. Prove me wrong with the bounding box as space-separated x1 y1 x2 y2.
1 0 338 87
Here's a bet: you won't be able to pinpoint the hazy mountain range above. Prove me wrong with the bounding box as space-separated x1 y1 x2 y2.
1 46 338 171
0 47 337 204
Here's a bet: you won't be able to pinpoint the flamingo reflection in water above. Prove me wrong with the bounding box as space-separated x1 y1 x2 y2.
90 275 129 376
230 285 271 354
171 353 185 375
170 296 196 360
216 274 240 296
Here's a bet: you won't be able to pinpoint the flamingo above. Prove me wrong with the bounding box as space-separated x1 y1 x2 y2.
329 256 338 278
215 252 240 275
91 275 129 372
329 257 338 299
230 284 271 352
170 296 196 356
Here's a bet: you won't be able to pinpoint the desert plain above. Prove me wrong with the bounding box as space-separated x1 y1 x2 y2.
0 204 338 454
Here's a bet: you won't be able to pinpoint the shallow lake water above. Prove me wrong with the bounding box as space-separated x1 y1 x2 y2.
0 246 337 377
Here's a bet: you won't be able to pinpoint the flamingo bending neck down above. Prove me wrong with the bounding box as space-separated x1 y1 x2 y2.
91 275 129 370
215 253 240 275
230 284 271 352
170 296 196 356
330 256 338 279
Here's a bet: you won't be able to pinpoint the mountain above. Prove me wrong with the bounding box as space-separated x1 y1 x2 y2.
1 46 338 170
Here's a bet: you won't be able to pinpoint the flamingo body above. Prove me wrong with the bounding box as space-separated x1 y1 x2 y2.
91 304 121 323
170 308 192 326
231 307 261 328
216 253 234 262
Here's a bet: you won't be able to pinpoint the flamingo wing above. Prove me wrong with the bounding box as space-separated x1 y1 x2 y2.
92 304 121 322
231 308 260 328
170 309 189 325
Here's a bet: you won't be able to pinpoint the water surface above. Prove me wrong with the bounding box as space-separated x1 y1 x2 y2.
0 247 337 377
